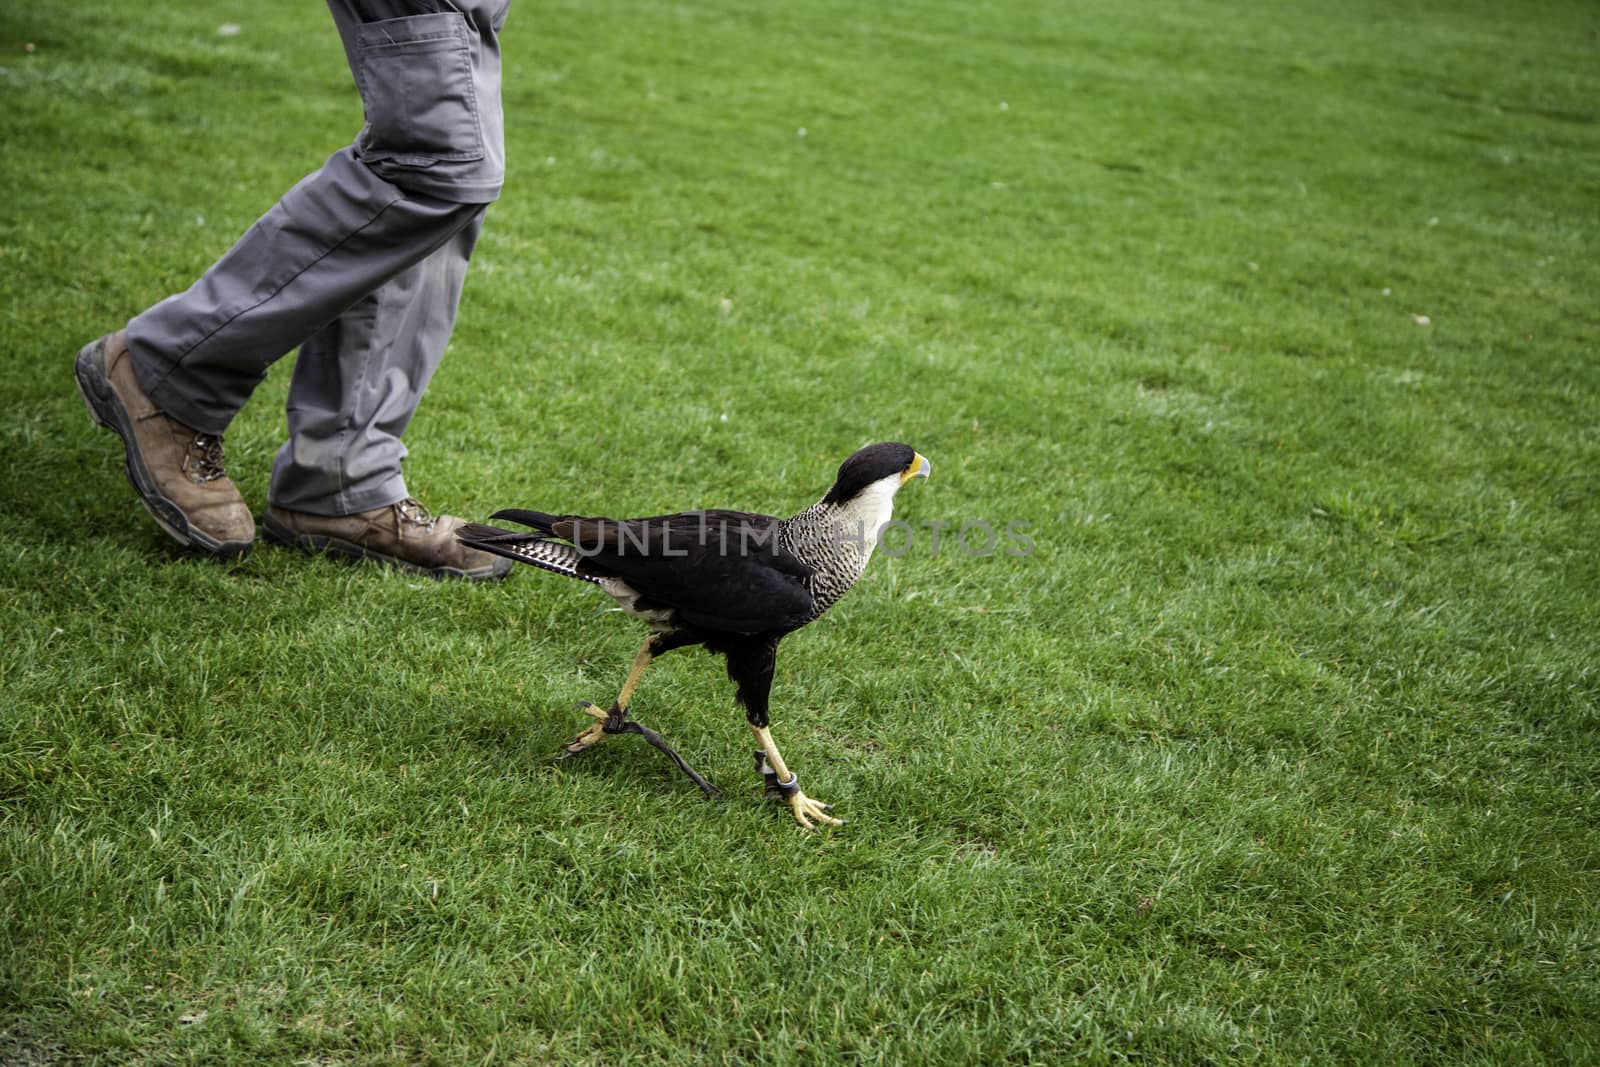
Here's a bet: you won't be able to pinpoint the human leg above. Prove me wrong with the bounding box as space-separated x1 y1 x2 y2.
124 149 484 436
256 211 509 580
266 209 485 517
80 0 511 564
251 0 513 578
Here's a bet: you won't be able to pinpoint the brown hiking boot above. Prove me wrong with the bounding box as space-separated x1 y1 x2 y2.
261 497 513 581
74 331 256 559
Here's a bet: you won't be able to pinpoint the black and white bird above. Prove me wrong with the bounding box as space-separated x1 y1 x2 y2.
458 442 930 829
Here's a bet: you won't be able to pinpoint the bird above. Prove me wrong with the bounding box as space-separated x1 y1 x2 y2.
457 441 930 829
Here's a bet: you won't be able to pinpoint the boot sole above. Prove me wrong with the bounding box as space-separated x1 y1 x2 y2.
74 338 254 560
259 511 509 582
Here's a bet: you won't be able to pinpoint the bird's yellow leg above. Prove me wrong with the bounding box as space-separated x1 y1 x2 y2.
751 724 844 830
613 639 656 712
564 638 657 754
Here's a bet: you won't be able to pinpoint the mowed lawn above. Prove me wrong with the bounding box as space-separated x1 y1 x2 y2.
2 0 1598 1062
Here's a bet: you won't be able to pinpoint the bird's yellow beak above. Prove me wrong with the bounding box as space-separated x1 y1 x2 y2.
900 452 932 484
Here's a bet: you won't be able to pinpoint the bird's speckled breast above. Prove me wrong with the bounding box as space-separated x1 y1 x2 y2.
779 493 890 620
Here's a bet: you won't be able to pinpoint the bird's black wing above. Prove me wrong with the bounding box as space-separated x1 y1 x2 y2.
552 509 816 634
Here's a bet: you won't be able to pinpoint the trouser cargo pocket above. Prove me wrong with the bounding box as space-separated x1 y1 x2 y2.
354 12 485 170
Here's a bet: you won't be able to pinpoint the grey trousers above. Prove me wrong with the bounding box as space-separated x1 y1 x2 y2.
125 0 511 516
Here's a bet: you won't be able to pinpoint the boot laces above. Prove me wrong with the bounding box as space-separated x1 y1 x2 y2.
395 497 437 533
183 433 229 483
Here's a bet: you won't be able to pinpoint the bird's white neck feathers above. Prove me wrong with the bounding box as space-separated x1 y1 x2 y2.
831 474 902 556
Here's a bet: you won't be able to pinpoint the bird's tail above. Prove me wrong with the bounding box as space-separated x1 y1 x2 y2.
489 508 564 535
457 521 600 583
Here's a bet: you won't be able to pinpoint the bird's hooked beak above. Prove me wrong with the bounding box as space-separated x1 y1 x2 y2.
900 452 932 485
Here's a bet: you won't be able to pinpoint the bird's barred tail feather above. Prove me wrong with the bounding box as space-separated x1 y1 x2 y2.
456 523 600 583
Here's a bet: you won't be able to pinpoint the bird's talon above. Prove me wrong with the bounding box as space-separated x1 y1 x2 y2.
561 720 609 757
786 789 843 830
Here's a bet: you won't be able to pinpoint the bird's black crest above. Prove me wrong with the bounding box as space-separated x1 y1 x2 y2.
821 442 917 505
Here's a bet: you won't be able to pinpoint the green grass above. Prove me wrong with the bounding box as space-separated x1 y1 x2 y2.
3 0 1598 1062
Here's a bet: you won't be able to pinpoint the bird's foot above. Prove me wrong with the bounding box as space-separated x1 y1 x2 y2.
560 700 615 757
786 789 843 831
755 752 844 830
